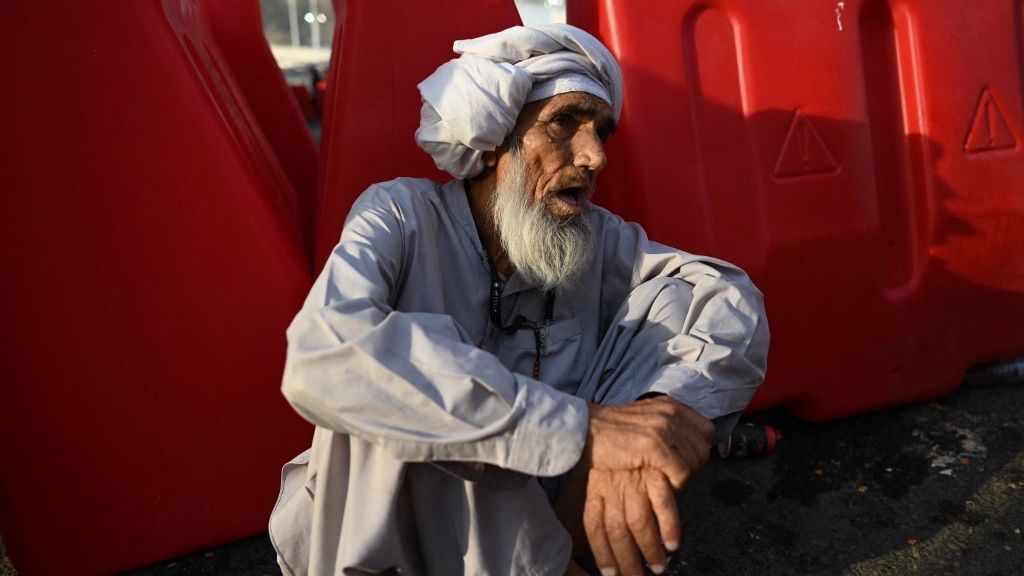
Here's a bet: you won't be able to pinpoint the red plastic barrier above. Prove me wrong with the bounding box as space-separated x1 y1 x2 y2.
0 0 312 573
205 0 320 263
568 0 1024 420
314 0 523 264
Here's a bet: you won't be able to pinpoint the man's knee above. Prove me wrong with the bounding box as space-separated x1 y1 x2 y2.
634 277 694 330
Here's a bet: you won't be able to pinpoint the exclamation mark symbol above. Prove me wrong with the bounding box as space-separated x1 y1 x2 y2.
985 101 995 148
965 88 1017 153
772 112 838 178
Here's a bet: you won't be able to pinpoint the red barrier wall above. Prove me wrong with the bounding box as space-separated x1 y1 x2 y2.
314 0 523 264
0 1 312 573
569 0 1024 420
3 0 1022 573
205 0 320 264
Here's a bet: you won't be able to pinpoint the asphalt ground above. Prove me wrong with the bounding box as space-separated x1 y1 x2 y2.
4 379 1024 575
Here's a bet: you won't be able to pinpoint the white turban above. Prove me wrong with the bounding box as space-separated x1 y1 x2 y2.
415 24 623 179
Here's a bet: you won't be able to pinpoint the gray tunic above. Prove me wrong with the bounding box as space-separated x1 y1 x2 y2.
269 178 769 575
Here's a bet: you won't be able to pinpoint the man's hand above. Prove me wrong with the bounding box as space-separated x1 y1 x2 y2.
583 468 678 575
584 396 715 488
579 396 714 575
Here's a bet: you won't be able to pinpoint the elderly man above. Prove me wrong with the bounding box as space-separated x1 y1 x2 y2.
270 24 769 576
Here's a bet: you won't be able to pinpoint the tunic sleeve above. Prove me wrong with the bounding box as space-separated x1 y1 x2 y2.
601 212 770 428
281 182 588 478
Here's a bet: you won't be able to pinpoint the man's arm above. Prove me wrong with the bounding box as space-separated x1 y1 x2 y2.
573 211 770 575
281 181 588 477
604 210 771 441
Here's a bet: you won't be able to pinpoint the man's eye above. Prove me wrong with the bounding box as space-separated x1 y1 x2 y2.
550 114 574 128
546 114 576 140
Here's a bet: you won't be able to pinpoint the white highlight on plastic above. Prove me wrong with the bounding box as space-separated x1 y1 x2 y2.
835 1 846 32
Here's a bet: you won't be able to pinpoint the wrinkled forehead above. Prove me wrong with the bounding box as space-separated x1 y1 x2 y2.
516 91 617 133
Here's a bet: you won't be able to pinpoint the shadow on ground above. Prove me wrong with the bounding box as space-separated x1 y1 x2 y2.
673 381 1024 576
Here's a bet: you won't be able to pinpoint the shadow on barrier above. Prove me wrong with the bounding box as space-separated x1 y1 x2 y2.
591 51 1024 574
594 56 1024 423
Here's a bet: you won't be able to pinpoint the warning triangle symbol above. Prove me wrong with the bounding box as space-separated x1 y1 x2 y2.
773 111 839 179
965 88 1016 154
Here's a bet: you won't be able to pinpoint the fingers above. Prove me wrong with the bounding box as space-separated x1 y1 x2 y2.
654 406 711 490
631 427 688 490
664 402 714 484
656 455 689 491
624 477 667 573
669 424 709 481
583 488 616 576
679 407 716 464
580 398 712 574
676 399 716 441
605 484 644 576
645 471 681 553
586 470 675 576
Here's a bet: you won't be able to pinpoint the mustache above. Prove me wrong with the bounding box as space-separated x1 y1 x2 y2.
551 174 596 193
544 175 597 204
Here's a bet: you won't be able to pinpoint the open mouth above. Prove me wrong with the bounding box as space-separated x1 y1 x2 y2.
553 186 587 210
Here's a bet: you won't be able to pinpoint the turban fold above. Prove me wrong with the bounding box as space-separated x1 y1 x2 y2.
415 24 623 179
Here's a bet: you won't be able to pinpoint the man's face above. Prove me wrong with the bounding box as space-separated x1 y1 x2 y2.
496 91 616 220
487 91 615 292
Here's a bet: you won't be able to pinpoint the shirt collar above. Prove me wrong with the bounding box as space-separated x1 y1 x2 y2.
442 179 489 274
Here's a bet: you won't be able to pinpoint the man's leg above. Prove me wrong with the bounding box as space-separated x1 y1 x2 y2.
576 277 695 406
366 280 697 575
399 276 700 575
407 462 573 575
272 430 573 576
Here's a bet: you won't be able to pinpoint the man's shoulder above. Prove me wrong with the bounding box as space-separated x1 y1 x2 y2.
346 178 463 237
356 177 444 206
346 178 455 225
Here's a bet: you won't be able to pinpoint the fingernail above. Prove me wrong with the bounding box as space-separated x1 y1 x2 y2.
600 568 617 576
650 564 666 574
664 540 679 552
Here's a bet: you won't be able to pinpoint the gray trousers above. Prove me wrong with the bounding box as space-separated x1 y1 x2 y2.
272 278 711 576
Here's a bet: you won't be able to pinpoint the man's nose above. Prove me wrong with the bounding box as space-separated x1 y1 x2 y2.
572 128 608 173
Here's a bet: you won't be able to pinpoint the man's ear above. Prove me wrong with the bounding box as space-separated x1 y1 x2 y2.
482 150 498 168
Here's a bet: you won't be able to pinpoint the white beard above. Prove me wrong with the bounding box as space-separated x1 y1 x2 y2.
490 150 594 292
